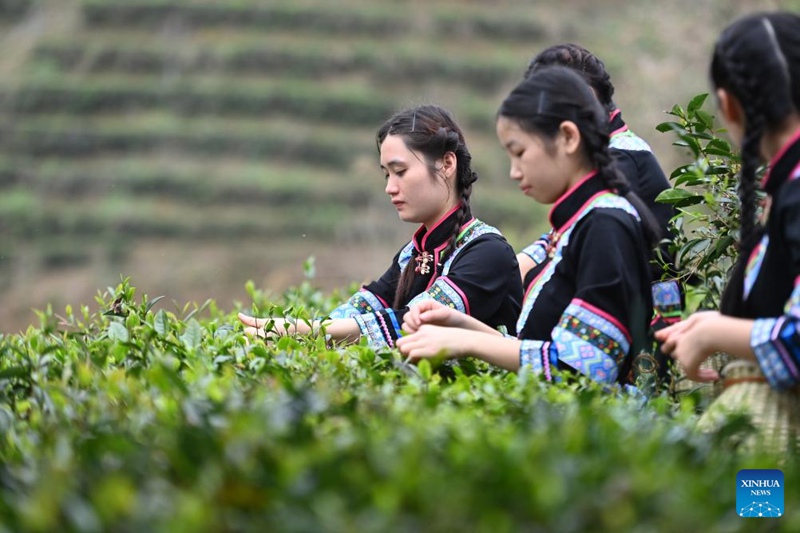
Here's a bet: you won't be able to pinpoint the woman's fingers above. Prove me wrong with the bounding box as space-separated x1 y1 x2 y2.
402 308 423 333
694 366 721 382
243 326 264 338
238 313 265 328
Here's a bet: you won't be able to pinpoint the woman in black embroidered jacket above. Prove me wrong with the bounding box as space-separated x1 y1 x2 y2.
519 45 683 385
658 14 800 395
239 105 522 348
397 67 660 387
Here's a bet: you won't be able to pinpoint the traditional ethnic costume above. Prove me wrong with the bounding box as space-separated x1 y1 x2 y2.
519 110 681 388
516 171 653 386
329 205 523 349
700 128 800 451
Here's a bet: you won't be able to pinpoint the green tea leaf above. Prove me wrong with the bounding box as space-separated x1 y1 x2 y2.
107 321 129 343
181 319 203 350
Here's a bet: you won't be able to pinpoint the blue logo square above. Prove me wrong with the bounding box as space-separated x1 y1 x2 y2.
737 469 784 518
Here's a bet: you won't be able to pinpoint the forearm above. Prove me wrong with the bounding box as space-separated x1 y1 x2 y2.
460 331 523 371
317 318 361 342
701 316 756 361
453 312 506 336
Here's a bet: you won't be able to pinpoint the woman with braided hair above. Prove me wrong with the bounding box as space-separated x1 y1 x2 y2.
519 44 681 391
518 44 675 282
239 104 522 349
397 67 659 387
657 12 800 450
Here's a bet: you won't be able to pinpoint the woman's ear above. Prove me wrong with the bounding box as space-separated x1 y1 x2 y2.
716 88 745 145
441 151 457 179
717 88 743 127
558 121 582 156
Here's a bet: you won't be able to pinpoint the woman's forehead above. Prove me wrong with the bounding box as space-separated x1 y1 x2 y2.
380 135 414 166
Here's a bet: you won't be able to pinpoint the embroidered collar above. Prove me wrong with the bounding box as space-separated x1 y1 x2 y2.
761 127 800 194
410 204 474 276
412 204 472 254
609 108 629 138
548 171 610 231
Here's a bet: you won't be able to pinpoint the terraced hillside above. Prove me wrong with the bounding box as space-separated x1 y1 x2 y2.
0 0 796 331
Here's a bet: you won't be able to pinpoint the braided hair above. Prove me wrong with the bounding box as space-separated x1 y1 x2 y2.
525 43 616 113
498 66 661 249
711 12 800 315
376 105 479 308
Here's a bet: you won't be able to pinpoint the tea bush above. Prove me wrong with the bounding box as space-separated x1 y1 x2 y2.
0 273 797 532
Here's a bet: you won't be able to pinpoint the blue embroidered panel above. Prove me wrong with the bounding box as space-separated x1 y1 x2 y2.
353 313 389 350
749 277 800 390
519 232 551 266
329 289 387 319
519 339 556 377
651 280 682 319
407 277 466 314
549 301 630 384
744 234 769 300
609 131 653 152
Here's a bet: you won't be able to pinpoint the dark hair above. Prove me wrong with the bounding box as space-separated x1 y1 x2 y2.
498 66 660 249
376 105 479 308
525 43 616 112
711 12 800 315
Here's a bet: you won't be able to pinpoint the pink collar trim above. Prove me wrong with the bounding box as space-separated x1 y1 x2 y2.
415 203 461 250
548 170 598 227
762 127 800 189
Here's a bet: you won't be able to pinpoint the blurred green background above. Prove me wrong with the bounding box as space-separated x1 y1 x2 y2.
0 0 797 332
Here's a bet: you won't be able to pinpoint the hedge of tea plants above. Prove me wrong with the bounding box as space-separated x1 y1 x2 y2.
0 274 797 532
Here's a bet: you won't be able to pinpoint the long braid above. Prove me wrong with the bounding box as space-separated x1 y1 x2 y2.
581 109 661 249
718 47 768 314
710 13 800 315
439 130 479 269
393 251 417 308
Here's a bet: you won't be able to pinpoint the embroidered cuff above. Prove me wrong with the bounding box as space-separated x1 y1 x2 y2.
330 289 387 319
353 314 389 350
519 233 550 265
751 317 800 390
520 340 554 381
651 280 682 322
551 329 619 384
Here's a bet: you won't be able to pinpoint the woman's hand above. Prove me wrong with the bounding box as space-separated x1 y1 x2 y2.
402 300 466 334
655 311 721 382
396 324 470 362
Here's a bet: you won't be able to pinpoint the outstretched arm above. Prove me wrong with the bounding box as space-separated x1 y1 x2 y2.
402 300 503 336
238 313 361 343
655 311 758 382
396 325 523 371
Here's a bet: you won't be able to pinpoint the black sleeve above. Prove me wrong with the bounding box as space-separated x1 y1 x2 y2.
566 209 653 351
410 233 522 328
